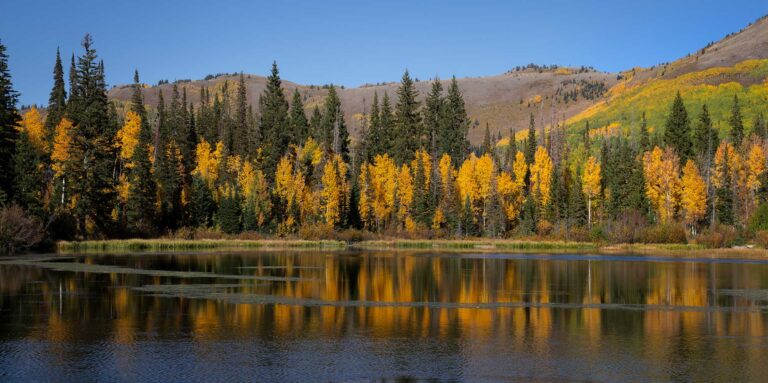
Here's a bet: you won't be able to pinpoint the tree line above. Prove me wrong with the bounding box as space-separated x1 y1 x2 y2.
1 35 767 245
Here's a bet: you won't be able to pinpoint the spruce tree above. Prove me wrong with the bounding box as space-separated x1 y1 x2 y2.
393 70 422 164
320 85 349 161
380 91 395 155
309 105 322 140
482 123 493 155
125 70 157 233
525 113 537 164
258 62 290 179
639 112 650 151
692 104 719 163
45 48 67 134
367 92 381 157
217 191 241 234
584 120 591 154
66 35 117 236
289 88 309 144
663 92 692 163
189 175 215 227
234 72 249 156
12 129 44 217
716 149 734 225
569 174 587 227
423 78 444 157
0 39 20 204
729 94 744 145
442 77 470 165
754 112 767 139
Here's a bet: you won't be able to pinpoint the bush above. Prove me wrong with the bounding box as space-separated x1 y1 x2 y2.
603 209 649 244
641 222 687 244
749 203 768 233
755 230 768 248
696 224 738 248
0 204 45 254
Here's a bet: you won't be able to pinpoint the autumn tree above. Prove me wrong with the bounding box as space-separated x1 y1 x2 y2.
393 70 422 164
642 146 681 223
259 62 291 179
680 160 706 234
581 156 601 227
530 146 553 210
729 94 744 146
321 154 349 227
0 39 21 204
13 108 48 217
663 92 692 164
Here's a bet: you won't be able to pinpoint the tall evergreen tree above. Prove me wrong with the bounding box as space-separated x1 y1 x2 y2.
423 78 444 157
393 70 422 164
233 72 249 157
13 128 44 217
289 88 309 144
66 35 117 236
692 104 719 163
729 94 744 145
525 113 537 164
663 91 692 164
125 69 156 233
45 48 67 134
309 105 322 140
367 91 382 158
0 39 20 204
583 120 591 154
441 77 470 165
754 112 767 139
639 112 650 151
320 85 349 161
379 91 395 155
258 62 290 179
716 149 734 225
482 123 493 154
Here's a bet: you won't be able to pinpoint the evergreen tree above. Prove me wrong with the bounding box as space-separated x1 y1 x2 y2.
309 105 322 140
525 113 537 164
520 195 538 234
639 112 650 151
0 39 20 204
289 88 309 144
66 35 117 236
754 112 767 139
367 92 382 158
217 191 241 234
258 62 290 179
729 94 744 145
12 129 44 217
233 72 249 156
188 175 215 227
605 139 646 217
379 91 395 155
441 77 470 165
692 104 719 164
569 173 587 227
663 91 692 163
423 78 444 157
716 150 734 225
393 70 422 164
45 48 67 134
320 85 349 161
482 123 493 154
583 120 591 154
125 69 156 233
68 54 77 104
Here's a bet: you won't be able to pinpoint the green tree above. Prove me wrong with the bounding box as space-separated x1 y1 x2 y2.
423 78 444 157
233 72 249 157
754 112 767 139
0 39 20 204
289 88 309 144
440 77 470 165
380 91 395 155
692 104 718 160
217 190 241 234
45 48 67 134
125 70 157 233
525 113 537 164
367 91 382 158
729 94 744 145
188 175 215 227
12 129 44 217
393 70 422 164
663 91 692 163
639 112 649 151
258 62 290 179
320 85 349 161
482 123 493 155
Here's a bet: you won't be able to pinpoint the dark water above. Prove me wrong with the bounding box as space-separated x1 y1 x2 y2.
1 251 767 382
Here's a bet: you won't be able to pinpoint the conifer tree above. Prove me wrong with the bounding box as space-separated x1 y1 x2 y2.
393 70 422 164
692 104 718 160
525 113 537 164
46 48 67 134
125 70 156 233
639 112 650 151
0 39 20 204
258 62 290 179
663 92 692 164
13 121 45 217
583 120 591 154
729 94 744 145
754 112 767 139
189 175 215 227
367 92 381 158
482 123 493 155
441 77 470 165
380 91 395 155
289 89 309 144
233 72 249 156
716 149 734 225
423 78 444 157
309 105 322 140
320 85 349 161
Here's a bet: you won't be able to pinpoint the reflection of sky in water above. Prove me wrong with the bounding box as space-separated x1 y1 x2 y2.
1 251 767 382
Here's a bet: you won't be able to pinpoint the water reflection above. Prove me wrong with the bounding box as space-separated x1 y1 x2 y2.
1 252 767 382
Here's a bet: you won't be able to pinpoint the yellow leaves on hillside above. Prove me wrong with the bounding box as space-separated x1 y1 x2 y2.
530 146 553 207
582 156 601 225
680 160 706 227
51 118 74 177
193 139 224 188
19 107 48 153
642 147 681 223
321 154 349 226
116 111 141 162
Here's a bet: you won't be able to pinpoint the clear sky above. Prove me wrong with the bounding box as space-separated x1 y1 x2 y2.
2 0 767 106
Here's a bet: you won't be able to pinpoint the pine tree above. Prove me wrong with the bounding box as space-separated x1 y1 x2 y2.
0 39 20 204
663 92 692 164
13 128 44 217
309 105 322 140
45 48 67 135
125 70 156 233
233 72 249 157
289 89 309 144
258 62 290 179
639 112 649 151
393 70 422 164
320 85 349 161
66 35 117 236
525 113 537 164
569 173 587 227
482 123 493 155
188 175 215 227
716 149 734 225
217 191 241 234
441 77 470 165
367 92 381 158
584 120 591 154
380 91 395 155
729 94 744 145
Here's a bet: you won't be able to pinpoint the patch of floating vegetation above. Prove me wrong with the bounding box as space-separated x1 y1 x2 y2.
0 259 319 282
133 284 768 313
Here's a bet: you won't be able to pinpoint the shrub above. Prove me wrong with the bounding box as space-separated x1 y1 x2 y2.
603 209 649 244
696 224 738 248
641 222 687 244
755 230 768 248
0 204 45 254
748 203 768 233
536 219 553 237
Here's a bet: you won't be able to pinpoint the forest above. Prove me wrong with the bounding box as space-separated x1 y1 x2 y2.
1 34 767 252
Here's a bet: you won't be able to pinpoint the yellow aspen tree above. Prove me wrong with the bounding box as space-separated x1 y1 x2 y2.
396 163 414 230
411 149 432 190
51 118 74 207
240 160 271 227
321 154 348 226
193 139 224 189
116 111 141 163
530 146 553 208
496 171 523 222
19 107 48 153
642 146 681 223
581 156 601 227
370 154 398 230
358 164 372 227
511 151 527 190
680 159 707 234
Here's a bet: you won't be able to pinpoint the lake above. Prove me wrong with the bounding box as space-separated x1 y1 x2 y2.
1 251 767 382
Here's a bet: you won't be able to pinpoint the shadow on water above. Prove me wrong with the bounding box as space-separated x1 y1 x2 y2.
1 250 768 382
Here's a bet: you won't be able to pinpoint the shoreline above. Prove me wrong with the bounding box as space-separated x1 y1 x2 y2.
54 239 768 259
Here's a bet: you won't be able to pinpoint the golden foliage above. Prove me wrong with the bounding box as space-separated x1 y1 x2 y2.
643 147 681 223
51 118 74 177
530 146 553 207
193 139 224 188
745 140 766 193
680 159 707 226
321 154 349 226
397 164 414 226
457 153 495 205
116 111 141 161
19 107 48 153
496 171 523 221
581 156 601 199
711 142 740 189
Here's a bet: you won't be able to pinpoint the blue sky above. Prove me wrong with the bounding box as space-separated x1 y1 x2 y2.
2 0 767 105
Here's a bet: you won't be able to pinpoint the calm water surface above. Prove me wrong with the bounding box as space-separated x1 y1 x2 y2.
1 251 767 382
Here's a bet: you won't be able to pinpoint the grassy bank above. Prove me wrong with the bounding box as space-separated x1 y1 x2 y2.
353 239 599 252
57 239 346 253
